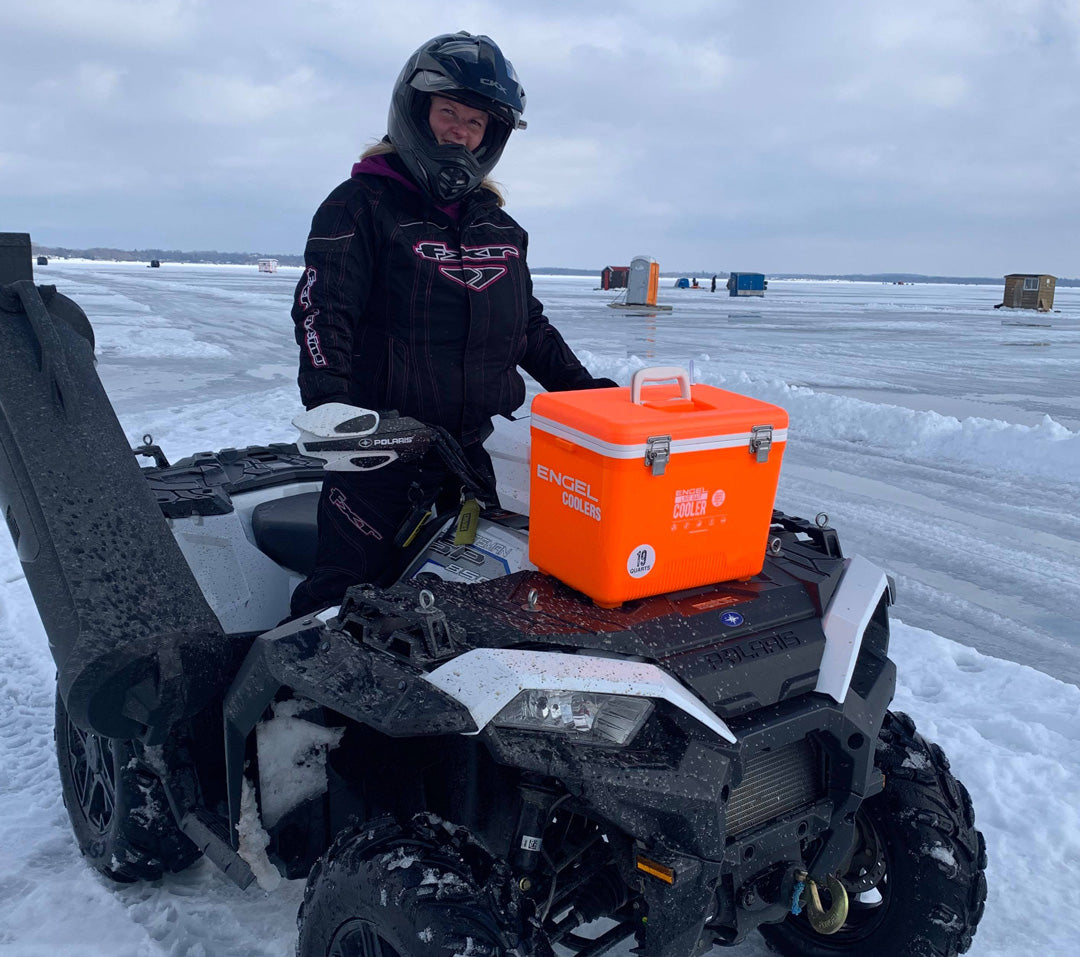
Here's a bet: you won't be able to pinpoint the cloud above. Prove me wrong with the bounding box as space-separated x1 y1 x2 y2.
74 62 126 102
174 67 323 125
6 0 198 46
499 135 630 208
2 0 1079 274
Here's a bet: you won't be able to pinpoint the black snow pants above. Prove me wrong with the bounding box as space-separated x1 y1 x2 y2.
289 442 497 618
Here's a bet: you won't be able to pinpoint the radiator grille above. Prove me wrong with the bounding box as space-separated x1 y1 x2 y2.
726 739 820 836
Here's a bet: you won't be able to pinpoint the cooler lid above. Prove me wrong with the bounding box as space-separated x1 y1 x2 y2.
530 367 789 450
531 412 787 459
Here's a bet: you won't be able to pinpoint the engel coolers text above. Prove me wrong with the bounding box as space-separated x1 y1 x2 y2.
535 464 602 521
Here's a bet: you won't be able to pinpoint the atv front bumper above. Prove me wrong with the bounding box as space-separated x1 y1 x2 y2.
482 653 896 953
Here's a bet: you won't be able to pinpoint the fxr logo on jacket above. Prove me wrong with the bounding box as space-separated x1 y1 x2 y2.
413 241 521 292
328 488 383 539
297 266 327 368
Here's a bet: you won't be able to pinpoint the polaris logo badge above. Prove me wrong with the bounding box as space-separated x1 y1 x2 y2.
358 436 414 447
721 611 744 627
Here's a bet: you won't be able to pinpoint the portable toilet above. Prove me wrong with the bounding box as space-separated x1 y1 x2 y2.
626 256 660 305
727 272 766 297
608 256 672 312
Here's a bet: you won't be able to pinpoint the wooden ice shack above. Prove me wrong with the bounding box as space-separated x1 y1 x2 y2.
1000 274 1055 311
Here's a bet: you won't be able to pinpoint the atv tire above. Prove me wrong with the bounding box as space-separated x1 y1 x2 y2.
54 683 200 882
297 815 544 957
760 710 987 957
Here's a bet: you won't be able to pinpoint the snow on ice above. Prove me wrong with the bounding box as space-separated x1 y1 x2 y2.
1 262 1078 955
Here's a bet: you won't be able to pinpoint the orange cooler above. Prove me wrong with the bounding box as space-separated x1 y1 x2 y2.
529 366 788 606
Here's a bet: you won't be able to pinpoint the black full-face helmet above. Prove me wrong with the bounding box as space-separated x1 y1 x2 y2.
388 32 526 202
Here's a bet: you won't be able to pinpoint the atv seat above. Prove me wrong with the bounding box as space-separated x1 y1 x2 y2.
251 492 320 576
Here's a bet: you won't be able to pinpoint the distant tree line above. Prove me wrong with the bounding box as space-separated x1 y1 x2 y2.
31 245 304 267
541 267 1079 285
668 271 1079 285
27 247 1078 285
772 271 1080 286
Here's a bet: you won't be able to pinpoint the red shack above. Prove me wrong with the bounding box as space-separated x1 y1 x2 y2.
601 266 630 290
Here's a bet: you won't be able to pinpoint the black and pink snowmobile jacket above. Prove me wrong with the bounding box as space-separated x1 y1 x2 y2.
292 153 607 446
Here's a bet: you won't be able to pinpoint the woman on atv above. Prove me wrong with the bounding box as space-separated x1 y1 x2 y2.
289 31 614 617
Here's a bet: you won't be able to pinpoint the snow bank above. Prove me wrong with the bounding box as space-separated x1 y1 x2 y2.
577 353 1078 486
890 619 1080 956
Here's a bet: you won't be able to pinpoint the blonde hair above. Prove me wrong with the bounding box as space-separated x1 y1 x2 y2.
359 140 506 207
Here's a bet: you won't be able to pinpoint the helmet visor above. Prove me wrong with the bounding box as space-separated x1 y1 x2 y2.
408 71 525 130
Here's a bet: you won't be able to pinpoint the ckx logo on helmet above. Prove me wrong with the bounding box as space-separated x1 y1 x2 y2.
388 32 526 203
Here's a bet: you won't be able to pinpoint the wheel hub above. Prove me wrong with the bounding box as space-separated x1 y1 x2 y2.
329 918 400 957
83 734 103 774
841 811 887 895
68 721 116 834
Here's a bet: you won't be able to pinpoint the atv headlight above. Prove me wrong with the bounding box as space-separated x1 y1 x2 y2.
492 690 653 746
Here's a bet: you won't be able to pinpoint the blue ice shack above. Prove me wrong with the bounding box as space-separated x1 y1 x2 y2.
727 272 766 297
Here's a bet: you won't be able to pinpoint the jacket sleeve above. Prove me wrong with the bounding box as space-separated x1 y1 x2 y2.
292 181 376 409
517 237 606 393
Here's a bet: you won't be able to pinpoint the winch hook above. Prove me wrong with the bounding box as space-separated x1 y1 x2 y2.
792 870 849 935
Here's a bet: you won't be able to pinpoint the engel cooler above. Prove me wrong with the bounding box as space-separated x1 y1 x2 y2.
529 367 788 606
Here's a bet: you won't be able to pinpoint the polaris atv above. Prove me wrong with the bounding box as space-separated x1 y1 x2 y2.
0 235 986 957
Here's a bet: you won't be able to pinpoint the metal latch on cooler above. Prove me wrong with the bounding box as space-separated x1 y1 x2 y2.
645 435 671 476
749 425 774 463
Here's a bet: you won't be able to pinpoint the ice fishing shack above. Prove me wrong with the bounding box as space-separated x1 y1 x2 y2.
999 274 1055 311
600 265 629 290
727 273 767 297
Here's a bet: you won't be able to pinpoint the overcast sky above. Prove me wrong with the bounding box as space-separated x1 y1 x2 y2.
2 0 1078 275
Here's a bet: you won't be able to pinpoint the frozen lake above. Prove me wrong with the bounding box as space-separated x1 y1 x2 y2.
50 262 1080 686
2 261 1078 957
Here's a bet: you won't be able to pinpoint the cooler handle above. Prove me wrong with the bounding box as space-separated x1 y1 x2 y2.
630 366 691 405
